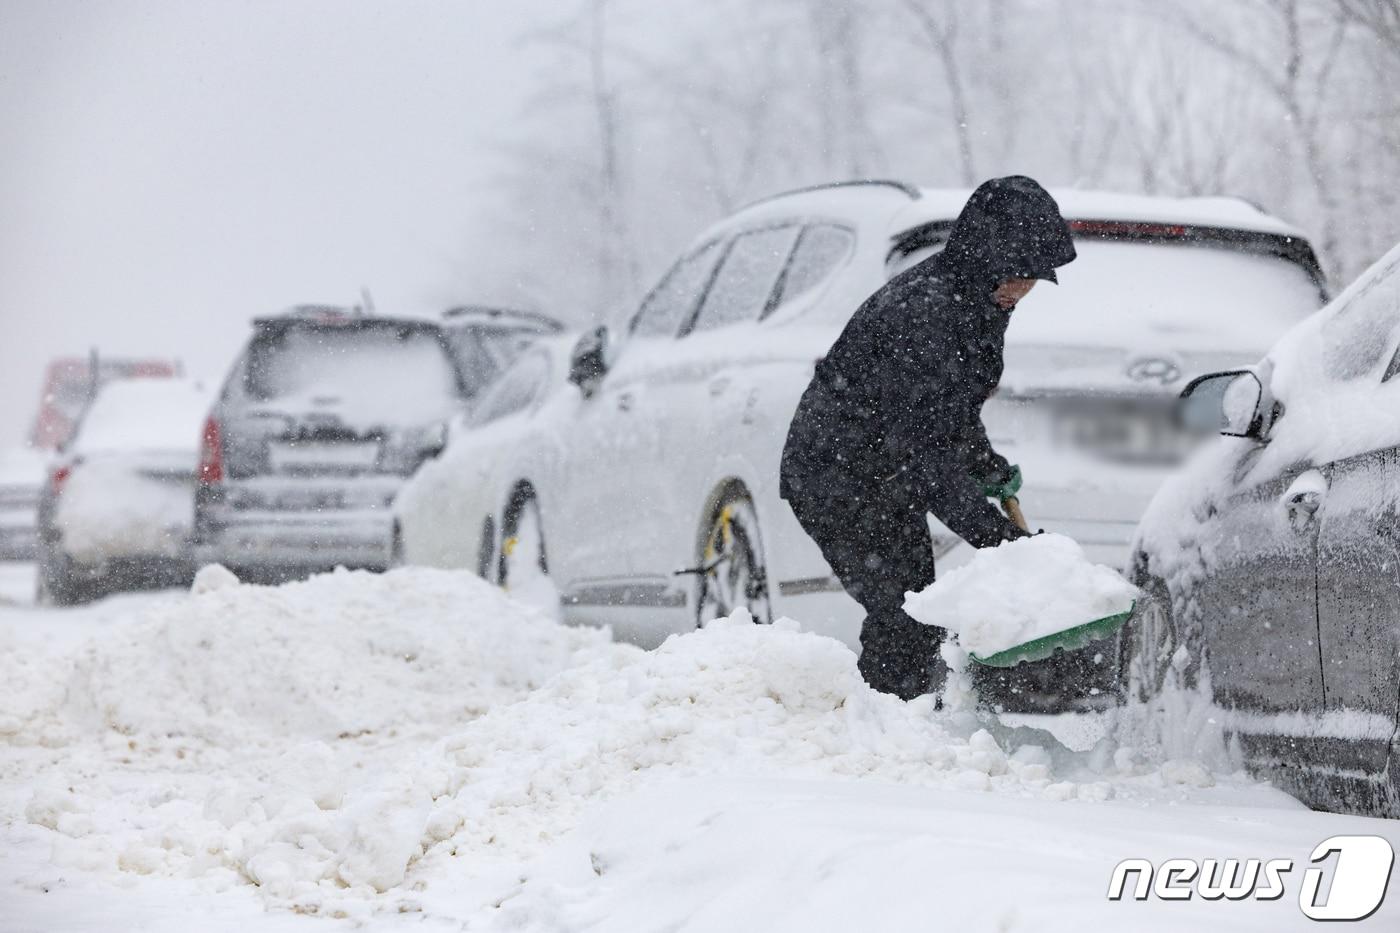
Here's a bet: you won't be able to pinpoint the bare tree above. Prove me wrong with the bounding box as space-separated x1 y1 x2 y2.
808 0 886 177
899 0 977 185
1338 0 1400 54
1159 0 1352 268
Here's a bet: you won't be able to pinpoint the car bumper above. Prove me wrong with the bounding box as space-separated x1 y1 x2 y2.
196 509 396 575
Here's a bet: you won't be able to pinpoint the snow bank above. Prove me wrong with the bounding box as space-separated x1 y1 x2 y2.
903 534 1138 657
191 611 1166 913
7 595 1150 918
7 571 1331 927
4 566 620 749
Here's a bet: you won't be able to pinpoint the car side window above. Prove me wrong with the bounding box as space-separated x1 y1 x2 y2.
470 351 549 426
687 226 801 334
1322 260 1400 381
630 240 723 338
445 330 499 397
1383 343 1400 384
770 224 855 312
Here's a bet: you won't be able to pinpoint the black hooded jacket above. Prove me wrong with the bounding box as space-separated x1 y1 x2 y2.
779 176 1077 549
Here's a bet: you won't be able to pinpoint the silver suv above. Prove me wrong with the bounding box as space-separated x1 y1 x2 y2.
194 306 470 580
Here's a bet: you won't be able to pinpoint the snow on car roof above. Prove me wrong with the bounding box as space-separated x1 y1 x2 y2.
902 187 1308 239
72 378 212 456
709 179 1308 242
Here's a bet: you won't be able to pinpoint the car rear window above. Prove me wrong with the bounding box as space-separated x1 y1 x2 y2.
72 379 211 455
245 322 464 424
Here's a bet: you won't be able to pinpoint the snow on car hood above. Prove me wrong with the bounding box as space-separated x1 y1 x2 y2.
1132 242 1400 585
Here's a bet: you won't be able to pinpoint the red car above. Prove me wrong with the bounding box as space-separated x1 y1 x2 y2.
30 355 182 451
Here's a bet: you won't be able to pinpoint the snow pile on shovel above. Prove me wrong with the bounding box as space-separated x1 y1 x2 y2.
903 533 1138 658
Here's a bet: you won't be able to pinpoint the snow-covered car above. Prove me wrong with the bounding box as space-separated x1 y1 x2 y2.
1124 241 1400 816
439 305 564 393
193 307 471 580
0 446 47 561
398 181 1326 693
395 333 578 603
36 378 211 604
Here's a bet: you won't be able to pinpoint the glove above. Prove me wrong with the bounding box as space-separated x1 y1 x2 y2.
977 463 1022 501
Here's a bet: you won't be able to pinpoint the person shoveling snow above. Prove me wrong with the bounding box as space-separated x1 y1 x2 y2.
780 175 1076 700
903 533 1138 666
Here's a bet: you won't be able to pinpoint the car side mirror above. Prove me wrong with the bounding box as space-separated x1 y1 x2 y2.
568 326 610 398
1178 370 1266 438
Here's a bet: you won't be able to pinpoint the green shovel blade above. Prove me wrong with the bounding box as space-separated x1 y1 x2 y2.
968 601 1136 668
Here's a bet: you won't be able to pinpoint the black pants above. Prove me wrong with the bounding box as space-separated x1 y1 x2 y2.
786 477 946 700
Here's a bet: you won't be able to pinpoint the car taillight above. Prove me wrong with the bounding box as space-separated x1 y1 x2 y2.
1069 219 1188 238
198 416 224 485
50 465 71 496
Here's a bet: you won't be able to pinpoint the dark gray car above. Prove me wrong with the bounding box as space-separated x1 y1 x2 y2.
1124 243 1400 816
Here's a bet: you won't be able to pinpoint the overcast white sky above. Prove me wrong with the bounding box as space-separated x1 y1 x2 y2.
0 0 553 447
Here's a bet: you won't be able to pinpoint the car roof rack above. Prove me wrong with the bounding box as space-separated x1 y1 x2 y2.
440 305 564 332
738 179 922 213
280 304 360 320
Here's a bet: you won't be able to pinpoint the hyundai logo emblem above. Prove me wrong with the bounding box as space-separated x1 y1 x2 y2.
1125 356 1182 385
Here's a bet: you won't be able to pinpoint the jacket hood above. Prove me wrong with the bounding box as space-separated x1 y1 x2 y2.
937 176 1077 286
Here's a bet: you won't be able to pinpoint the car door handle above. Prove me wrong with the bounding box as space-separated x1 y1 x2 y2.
1281 470 1327 529
1287 490 1322 516
708 376 731 397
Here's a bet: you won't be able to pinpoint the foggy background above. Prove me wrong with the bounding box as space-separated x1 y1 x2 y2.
3 0 1398 448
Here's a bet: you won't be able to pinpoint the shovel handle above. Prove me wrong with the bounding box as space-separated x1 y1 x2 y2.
1002 496 1030 533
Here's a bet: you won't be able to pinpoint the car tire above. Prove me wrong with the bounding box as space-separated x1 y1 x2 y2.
36 553 86 607
1384 737 1400 818
694 487 771 628
498 488 559 616
389 523 405 569
1120 575 1199 703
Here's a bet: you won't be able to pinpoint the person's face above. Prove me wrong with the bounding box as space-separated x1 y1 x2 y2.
993 278 1037 310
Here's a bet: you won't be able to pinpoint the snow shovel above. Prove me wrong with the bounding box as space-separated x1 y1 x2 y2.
967 497 1137 668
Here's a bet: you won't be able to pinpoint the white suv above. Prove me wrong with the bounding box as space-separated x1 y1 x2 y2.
398 181 1326 686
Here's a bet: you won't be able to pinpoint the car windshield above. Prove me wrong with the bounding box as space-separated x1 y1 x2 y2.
893 238 1321 354
246 322 463 426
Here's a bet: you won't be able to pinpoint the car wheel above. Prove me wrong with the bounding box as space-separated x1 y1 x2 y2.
498 489 559 617
695 488 771 628
36 552 85 607
1384 735 1400 818
1121 575 1197 703
389 523 405 569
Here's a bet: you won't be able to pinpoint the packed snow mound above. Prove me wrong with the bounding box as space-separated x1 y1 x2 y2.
4 566 622 748
904 533 1138 657
192 612 1112 908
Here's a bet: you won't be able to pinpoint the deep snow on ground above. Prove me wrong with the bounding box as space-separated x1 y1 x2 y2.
2 568 1397 932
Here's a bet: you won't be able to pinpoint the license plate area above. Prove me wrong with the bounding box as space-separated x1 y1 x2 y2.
267 440 381 475
1052 405 1187 466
